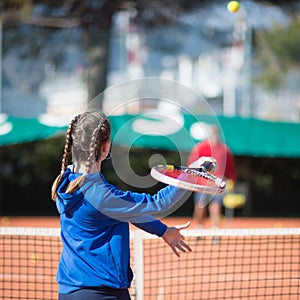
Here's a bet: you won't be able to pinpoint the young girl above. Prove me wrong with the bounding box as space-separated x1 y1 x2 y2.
52 111 205 300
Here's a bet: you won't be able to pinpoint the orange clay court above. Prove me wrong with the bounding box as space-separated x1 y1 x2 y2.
0 216 299 300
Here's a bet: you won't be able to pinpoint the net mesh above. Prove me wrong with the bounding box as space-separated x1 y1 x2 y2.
1 227 299 300
138 231 300 300
0 228 61 300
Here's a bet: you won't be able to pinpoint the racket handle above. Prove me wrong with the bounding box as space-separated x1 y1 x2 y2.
215 178 226 189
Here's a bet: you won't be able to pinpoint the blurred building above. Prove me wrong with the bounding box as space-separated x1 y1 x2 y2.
1 3 300 123
105 6 300 122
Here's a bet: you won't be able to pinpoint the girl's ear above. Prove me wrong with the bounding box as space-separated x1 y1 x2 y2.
99 140 111 161
103 140 111 154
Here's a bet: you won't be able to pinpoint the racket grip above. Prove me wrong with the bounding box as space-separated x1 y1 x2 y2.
216 178 226 189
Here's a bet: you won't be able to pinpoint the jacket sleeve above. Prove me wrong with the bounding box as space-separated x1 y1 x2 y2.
131 215 167 237
83 175 189 222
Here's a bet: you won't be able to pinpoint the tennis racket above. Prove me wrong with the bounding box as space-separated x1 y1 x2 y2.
150 164 226 194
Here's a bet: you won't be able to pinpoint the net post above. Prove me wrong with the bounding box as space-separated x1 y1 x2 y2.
132 231 145 300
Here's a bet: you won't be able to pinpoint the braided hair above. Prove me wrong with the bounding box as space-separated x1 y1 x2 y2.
51 111 111 201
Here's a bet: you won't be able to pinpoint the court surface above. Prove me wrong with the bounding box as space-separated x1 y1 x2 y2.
1 215 299 228
1 216 299 300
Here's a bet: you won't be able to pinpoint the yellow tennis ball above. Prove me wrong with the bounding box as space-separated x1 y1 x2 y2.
227 1 240 13
1 216 10 226
30 254 40 263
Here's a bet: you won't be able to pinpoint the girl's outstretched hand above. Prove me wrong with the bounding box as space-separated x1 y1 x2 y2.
162 221 192 257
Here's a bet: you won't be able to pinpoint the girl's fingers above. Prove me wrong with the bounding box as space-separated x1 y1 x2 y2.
175 221 191 230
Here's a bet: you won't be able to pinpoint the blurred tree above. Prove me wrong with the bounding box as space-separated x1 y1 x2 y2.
255 19 300 89
2 0 299 107
1 0 117 107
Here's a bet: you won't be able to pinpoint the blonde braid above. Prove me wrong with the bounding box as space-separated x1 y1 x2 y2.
65 121 103 194
95 120 110 161
51 114 81 201
57 111 111 195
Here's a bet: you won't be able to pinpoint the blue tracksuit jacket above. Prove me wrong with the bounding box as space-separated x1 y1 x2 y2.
56 167 186 293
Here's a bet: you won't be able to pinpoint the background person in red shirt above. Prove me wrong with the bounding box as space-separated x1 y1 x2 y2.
188 125 237 229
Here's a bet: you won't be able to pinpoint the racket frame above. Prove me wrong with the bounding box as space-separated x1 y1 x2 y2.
150 164 226 194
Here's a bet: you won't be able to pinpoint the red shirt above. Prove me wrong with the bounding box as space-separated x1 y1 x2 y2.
188 140 237 181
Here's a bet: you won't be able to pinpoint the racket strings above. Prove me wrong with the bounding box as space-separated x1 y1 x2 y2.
151 165 226 194
166 170 216 188
183 169 221 187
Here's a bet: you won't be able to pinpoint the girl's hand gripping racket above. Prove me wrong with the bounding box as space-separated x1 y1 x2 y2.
150 158 226 194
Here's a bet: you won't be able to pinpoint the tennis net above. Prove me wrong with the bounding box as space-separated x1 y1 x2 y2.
0 227 299 299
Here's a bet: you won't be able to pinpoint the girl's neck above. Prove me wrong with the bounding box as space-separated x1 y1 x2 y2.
73 162 101 174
